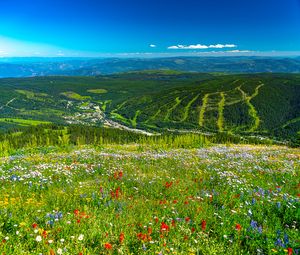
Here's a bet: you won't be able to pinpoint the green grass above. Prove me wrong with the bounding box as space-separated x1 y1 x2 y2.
60 91 91 101
131 110 141 128
181 94 200 122
164 97 183 121
15 90 49 102
87 89 108 94
111 101 128 114
217 92 225 132
15 89 35 99
282 117 300 128
0 118 51 126
199 94 209 127
237 84 264 132
110 112 131 125
145 109 161 124
101 100 112 111
0 143 299 254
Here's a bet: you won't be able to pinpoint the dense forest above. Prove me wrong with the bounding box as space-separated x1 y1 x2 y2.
1 124 295 156
0 71 299 145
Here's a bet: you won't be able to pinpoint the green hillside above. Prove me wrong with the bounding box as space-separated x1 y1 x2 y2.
0 72 299 143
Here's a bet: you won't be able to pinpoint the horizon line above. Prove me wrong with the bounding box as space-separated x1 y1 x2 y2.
1 51 300 59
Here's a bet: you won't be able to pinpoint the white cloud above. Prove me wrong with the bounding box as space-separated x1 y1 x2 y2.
167 45 180 49
227 50 251 53
56 50 65 56
209 44 236 48
168 44 208 49
149 44 156 48
168 43 237 50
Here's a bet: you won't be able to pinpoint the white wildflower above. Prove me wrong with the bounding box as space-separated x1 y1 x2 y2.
36 235 42 242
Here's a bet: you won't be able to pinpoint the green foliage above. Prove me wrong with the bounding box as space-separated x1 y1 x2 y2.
0 72 299 142
0 124 292 157
0 143 298 254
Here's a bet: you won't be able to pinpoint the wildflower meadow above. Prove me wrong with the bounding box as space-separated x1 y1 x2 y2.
0 144 299 254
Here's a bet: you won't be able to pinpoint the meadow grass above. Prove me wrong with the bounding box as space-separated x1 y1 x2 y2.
87 89 108 94
0 144 299 254
0 118 51 126
60 92 91 101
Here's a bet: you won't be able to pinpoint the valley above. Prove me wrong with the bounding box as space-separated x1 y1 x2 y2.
0 72 299 144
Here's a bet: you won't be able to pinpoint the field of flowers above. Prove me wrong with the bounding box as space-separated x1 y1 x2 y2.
0 144 299 254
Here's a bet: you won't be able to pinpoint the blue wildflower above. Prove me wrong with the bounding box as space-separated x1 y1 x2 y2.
276 230 281 237
284 233 289 245
250 220 258 229
257 226 262 234
46 220 54 226
275 238 284 247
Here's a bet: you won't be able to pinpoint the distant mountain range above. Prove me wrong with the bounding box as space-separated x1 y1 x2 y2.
0 56 300 78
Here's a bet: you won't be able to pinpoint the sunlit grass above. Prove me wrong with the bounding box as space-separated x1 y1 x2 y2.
0 144 299 254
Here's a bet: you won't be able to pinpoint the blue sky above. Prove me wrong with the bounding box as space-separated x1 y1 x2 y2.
0 0 299 57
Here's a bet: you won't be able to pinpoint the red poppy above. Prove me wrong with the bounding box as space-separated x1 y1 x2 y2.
111 187 121 199
185 217 190 222
160 222 170 232
113 171 123 180
171 220 176 227
287 248 293 255
104 243 112 250
42 230 47 238
201 220 206 231
165 181 173 188
74 209 79 215
119 232 125 243
148 227 153 234
79 212 89 219
235 224 242 231
32 223 38 229
159 200 167 205
137 232 148 241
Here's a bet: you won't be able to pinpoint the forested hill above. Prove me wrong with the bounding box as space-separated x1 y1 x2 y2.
0 71 299 143
1 56 300 78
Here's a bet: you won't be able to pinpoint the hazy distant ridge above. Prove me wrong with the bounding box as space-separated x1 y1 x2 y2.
0 57 300 78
